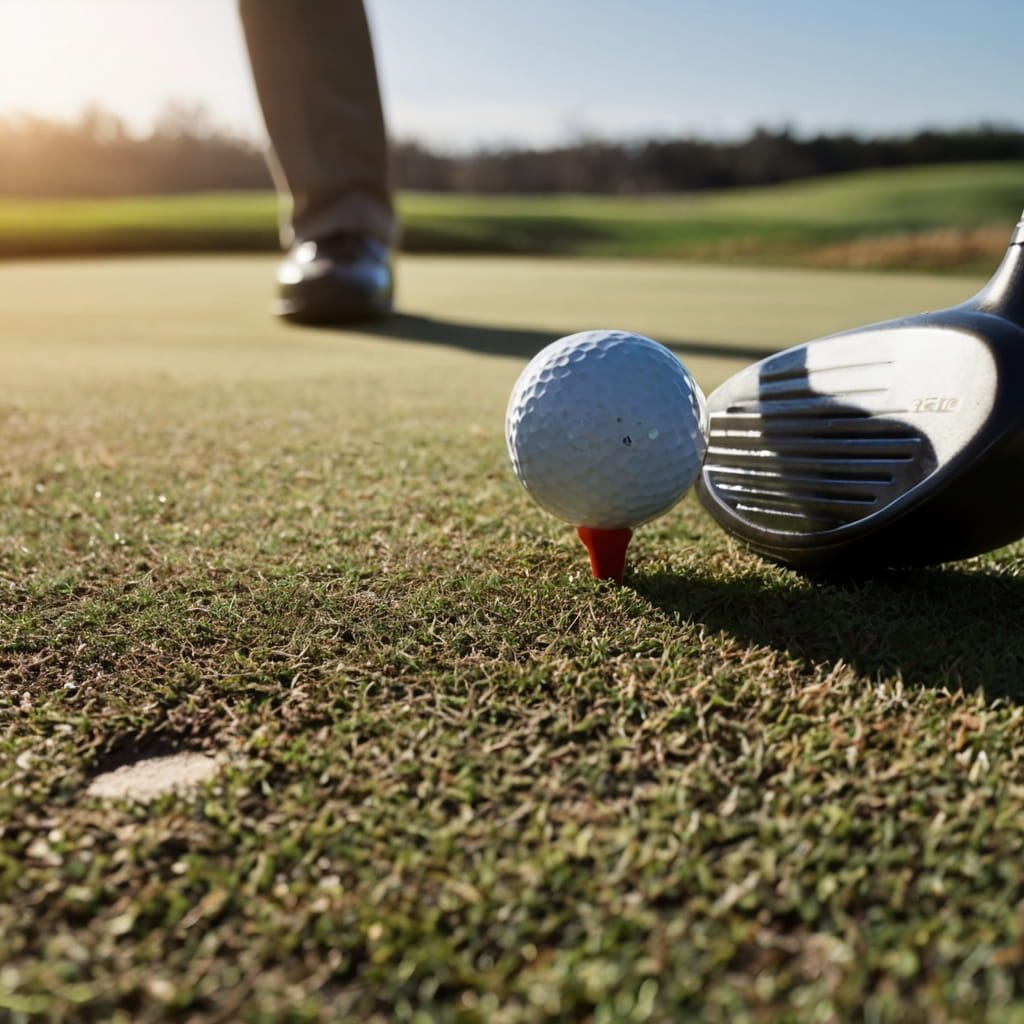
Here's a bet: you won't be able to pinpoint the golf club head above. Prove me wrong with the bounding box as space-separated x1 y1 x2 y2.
698 213 1024 571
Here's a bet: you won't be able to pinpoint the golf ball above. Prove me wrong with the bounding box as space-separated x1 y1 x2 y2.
506 330 708 529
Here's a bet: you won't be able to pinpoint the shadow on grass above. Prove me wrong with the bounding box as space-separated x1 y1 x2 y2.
354 313 777 363
636 563 1024 701
90 731 203 775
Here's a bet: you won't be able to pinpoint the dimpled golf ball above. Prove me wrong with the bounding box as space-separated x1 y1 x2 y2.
506 329 708 529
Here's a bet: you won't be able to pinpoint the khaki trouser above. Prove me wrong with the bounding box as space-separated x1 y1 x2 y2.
238 0 397 248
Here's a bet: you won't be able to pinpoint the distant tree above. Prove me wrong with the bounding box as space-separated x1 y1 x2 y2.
0 107 1022 198
0 104 270 198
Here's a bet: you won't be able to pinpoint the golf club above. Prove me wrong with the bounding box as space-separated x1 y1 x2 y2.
698 210 1024 571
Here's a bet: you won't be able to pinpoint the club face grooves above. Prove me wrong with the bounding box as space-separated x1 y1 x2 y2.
703 359 937 539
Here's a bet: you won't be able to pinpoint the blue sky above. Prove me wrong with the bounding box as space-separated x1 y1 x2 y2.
1 0 1021 149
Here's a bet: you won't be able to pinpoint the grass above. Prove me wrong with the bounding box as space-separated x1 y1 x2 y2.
4 254 1024 1021
2 160 1023 270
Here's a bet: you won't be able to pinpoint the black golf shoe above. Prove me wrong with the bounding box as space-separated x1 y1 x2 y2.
273 234 394 325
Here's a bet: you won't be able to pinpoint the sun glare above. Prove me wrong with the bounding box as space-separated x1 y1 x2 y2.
0 0 259 136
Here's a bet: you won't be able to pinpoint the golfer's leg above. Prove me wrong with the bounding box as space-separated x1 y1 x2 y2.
238 0 396 248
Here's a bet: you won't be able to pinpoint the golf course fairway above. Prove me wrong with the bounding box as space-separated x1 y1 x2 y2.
4 254 1024 1022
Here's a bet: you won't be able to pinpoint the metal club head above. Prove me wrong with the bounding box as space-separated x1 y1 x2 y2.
698 212 1024 571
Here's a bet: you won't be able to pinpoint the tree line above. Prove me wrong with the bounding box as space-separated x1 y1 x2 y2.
2 105 1022 198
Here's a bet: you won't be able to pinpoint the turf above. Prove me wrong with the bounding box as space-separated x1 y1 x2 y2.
3 160 1023 269
3 255 1024 1022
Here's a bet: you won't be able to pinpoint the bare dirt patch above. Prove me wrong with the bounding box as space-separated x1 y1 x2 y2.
86 749 223 802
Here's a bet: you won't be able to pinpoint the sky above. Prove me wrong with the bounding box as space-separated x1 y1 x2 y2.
1 0 1022 150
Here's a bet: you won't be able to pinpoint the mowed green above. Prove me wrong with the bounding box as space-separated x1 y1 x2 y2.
3 160 1024 269
3 255 1024 1022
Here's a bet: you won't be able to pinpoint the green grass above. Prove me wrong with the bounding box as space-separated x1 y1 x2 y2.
2 160 1023 269
4 254 1024 1021
0 191 279 257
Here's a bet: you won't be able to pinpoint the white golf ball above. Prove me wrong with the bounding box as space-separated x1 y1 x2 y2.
506 330 708 529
